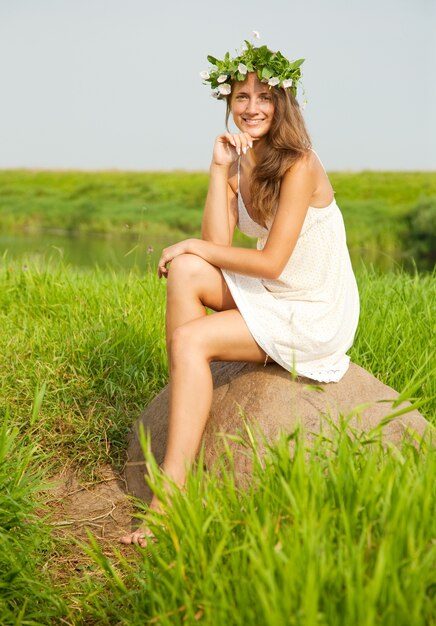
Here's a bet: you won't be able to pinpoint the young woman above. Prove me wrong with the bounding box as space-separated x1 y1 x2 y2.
121 39 359 546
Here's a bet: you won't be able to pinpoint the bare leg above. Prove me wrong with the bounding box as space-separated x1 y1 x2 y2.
163 308 267 481
121 255 267 545
164 253 237 368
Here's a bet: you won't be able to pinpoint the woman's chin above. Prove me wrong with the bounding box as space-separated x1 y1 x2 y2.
241 127 268 140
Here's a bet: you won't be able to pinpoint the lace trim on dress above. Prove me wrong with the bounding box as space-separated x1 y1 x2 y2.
296 356 351 383
296 369 347 383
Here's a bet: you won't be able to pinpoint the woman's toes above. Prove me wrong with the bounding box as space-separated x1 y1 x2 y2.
120 527 155 546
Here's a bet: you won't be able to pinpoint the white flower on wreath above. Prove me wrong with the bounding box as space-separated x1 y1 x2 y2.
281 78 293 89
200 70 210 80
268 77 279 86
217 74 228 83
217 83 231 96
253 30 260 39
238 63 248 75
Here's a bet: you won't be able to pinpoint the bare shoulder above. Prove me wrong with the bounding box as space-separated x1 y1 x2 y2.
287 149 319 174
281 150 317 189
282 150 333 207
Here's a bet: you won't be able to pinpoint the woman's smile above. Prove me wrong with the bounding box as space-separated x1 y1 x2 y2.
242 117 265 126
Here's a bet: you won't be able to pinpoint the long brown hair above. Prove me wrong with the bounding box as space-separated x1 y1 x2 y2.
226 82 312 226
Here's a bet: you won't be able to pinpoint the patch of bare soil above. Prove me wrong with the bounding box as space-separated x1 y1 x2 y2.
46 464 138 578
49 465 134 541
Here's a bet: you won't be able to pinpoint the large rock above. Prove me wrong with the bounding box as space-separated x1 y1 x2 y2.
124 362 431 501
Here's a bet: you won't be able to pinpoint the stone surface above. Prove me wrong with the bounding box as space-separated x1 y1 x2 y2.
124 362 431 502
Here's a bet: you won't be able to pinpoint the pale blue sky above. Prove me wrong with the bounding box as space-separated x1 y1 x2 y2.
0 0 434 170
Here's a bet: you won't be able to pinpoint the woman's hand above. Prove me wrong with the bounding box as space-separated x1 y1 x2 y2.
158 239 194 278
212 132 254 167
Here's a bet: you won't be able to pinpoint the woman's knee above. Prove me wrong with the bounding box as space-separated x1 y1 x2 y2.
169 322 208 363
167 254 210 283
167 254 234 312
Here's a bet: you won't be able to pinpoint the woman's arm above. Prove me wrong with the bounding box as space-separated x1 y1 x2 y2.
201 132 254 245
201 163 237 245
159 153 315 279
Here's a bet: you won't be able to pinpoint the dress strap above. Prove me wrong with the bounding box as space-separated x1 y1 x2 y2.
237 157 241 192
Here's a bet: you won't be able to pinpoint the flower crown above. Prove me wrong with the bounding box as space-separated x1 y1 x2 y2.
200 33 305 101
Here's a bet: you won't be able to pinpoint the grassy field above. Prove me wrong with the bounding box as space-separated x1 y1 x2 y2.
0 258 435 624
1 170 435 268
80 430 436 626
0 166 435 625
1 260 434 472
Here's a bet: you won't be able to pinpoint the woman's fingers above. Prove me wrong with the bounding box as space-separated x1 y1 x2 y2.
242 132 254 150
223 132 237 148
158 251 170 278
213 132 255 166
220 132 254 153
157 241 190 278
223 132 253 155
158 263 168 279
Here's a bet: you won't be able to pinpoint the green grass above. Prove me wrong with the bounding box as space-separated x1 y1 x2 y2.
0 416 67 624
349 264 435 408
0 259 434 624
79 426 435 626
0 262 167 474
0 260 433 474
1 170 435 267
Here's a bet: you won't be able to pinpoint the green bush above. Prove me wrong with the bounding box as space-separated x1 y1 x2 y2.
405 196 436 269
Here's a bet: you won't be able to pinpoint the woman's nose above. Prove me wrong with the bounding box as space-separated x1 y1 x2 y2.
245 97 258 115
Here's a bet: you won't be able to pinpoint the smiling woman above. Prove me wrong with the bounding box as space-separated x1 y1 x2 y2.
224 70 315 228
121 36 360 547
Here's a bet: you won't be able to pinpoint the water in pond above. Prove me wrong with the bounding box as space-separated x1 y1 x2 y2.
0 231 172 272
0 230 410 273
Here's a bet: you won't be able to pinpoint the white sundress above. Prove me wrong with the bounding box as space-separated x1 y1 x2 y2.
221 156 360 383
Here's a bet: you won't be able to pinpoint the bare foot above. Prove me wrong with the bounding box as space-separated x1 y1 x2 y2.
120 494 164 547
121 465 185 547
120 525 156 548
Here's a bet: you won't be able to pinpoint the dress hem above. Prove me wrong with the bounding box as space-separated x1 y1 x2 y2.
222 268 351 384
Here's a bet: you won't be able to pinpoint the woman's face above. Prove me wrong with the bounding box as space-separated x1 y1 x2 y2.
230 72 275 139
